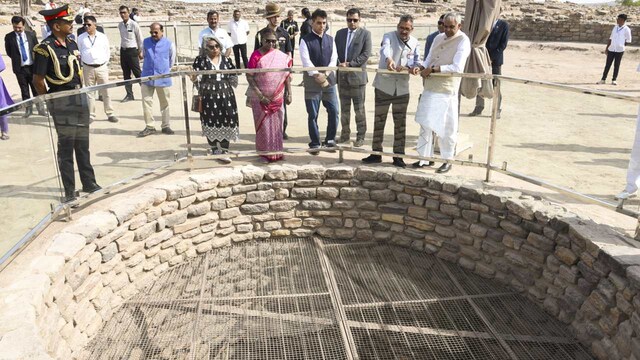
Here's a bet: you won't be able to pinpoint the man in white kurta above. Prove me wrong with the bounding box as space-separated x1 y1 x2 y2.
411 12 470 173
616 64 640 200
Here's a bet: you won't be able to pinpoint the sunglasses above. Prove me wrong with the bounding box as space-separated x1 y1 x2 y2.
346 18 359 23
83 23 93 27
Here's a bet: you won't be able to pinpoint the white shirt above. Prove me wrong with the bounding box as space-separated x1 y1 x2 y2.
198 27 234 52
44 2 56 10
118 19 143 49
227 19 250 46
299 31 338 76
608 25 632 53
15 32 33 66
78 31 111 65
423 32 471 73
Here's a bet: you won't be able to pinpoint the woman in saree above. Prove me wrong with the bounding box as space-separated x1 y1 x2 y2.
246 28 292 162
192 35 239 164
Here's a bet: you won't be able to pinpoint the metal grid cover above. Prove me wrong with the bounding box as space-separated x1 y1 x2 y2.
84 238 592 360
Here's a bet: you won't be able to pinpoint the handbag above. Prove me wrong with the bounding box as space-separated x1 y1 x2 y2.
191 83 202 112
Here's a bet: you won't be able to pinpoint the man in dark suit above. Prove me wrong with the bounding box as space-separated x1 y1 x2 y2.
469 17 509 117
335 8 371 147
4 16 45 117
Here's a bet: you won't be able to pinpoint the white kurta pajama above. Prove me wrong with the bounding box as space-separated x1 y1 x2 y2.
414 31 471 164
618 64 640 198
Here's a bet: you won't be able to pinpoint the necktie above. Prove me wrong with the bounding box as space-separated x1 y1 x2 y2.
19 33 28 63
345 30 353 60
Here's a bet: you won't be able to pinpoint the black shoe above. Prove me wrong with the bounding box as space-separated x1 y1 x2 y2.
283 132 289 140
82 184 102 193
309 147 320 156
392 157 406 168
362 154 382 164
412 160 434 168
108 116 119 123
122 95 134 103
23 107 33 118
436 163 452 173
161 127 175 135
137 127 157 137
63 191 77 204
468 108 483 117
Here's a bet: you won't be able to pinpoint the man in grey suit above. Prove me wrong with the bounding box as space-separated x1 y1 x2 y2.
335 8 371 148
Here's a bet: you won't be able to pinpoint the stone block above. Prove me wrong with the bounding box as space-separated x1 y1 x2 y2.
269 200 299 211
263 221 282 231
232 215 252 225
381 213 404 224
220 207 241 220
316 187 339 199
340 187 370 200
210 199 227 211
241 166 265 184
100 242 118 263
246 189 276 203
264 165 297 181
291 187 317 199
325 166 354 179
428 211 453 226
527 232 555 252
145 229 173 249
240 203 269 214
301 200 332 210
46 232 87 260
298 165 326 179
164 210 188 227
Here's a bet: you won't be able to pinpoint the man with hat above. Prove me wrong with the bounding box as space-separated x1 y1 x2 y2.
597 14 632 86
32 4 101 203
254 3 293 139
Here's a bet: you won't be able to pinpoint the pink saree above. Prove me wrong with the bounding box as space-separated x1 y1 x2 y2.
247 49 292 162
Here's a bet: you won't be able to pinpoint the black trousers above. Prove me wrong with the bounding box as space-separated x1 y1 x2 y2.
232 44 249 69
475 64 502 111
15 66 38 101
120 47 141 97
338 84 367 141
49 93 97 195
372 89 409 154
602 51 624 81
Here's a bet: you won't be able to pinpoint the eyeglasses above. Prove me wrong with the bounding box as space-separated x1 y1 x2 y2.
265 39 278 44
346 18 359 23
206 44 220 49
83 23 93 27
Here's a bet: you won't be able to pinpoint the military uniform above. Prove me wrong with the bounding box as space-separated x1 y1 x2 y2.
34 5 99 202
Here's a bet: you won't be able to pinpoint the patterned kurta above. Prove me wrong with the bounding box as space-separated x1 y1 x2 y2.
192 55 239 142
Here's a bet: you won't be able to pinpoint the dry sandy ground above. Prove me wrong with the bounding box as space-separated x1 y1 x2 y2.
0 22 639 257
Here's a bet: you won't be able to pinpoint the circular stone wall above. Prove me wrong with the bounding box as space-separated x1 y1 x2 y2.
1 164 639 359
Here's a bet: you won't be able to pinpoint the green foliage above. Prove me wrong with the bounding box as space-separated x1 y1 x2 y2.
620 0 640 6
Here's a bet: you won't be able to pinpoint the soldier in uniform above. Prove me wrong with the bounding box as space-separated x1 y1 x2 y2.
33 4 101 203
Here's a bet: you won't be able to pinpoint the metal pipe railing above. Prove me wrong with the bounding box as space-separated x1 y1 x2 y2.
1 66 639 271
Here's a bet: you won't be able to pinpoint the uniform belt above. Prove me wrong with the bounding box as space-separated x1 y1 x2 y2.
83 62 105 68
121 47 138 50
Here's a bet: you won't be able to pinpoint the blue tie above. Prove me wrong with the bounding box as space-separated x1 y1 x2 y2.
19 34 28 63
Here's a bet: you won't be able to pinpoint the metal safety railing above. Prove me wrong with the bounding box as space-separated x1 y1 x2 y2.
0 66 638 271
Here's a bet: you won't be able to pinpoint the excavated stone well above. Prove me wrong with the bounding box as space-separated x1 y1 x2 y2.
3 164 640 359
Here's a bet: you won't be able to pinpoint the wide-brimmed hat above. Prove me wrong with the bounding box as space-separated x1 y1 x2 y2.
263 3 282 18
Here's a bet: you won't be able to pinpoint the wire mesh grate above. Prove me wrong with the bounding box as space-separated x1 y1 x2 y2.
84 237 593 360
